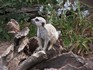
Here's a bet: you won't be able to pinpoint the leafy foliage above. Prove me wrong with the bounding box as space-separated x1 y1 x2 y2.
42 0 93 56
0 0 93 56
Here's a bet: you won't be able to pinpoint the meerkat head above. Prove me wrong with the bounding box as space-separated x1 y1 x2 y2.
31 17 46 27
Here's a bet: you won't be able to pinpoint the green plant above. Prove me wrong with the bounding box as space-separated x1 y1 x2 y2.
0 0 93 56
43 0 93 56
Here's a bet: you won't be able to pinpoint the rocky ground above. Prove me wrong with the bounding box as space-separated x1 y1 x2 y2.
0 41 93 70
0 42 11 70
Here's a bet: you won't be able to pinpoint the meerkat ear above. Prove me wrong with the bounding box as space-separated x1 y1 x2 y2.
42 22 45 27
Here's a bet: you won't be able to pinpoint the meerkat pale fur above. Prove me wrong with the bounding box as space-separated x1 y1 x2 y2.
31 17 59 51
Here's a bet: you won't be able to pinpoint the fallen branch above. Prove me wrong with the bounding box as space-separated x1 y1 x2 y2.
17 51 47 70
16 46 61 70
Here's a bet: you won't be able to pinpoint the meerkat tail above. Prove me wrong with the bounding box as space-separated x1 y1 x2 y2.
48 44 53 50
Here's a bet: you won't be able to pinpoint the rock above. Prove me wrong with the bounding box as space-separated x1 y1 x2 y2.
34 52 93 70
85 60 93 69
79 0 93 8
34 52 85 70
0 58 8 70
44 64 78 70
59 64 78 70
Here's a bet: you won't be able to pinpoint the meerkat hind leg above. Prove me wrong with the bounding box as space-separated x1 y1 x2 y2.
48 44 53 50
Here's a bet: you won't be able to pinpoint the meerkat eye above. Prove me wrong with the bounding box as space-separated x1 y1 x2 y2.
35 18 39 22
42 22 45 26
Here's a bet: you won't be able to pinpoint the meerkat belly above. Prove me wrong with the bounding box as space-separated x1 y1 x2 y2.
39 28 49 40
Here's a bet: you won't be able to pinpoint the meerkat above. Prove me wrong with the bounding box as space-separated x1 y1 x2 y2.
31 17 59 51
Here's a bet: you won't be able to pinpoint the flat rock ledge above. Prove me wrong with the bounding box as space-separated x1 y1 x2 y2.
32 52 93 70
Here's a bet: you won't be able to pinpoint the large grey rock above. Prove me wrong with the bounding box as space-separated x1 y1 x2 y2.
33 52 85 70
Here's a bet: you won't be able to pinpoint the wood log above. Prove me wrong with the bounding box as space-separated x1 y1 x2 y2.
0 6 40 18
16 44 63 70
79 0 93 8
17 51 47 70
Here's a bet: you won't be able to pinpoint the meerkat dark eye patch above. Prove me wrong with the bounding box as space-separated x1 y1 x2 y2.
35 18 39 21
42 22 45 27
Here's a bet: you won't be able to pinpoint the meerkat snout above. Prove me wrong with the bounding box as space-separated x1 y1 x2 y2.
31 17 46 27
